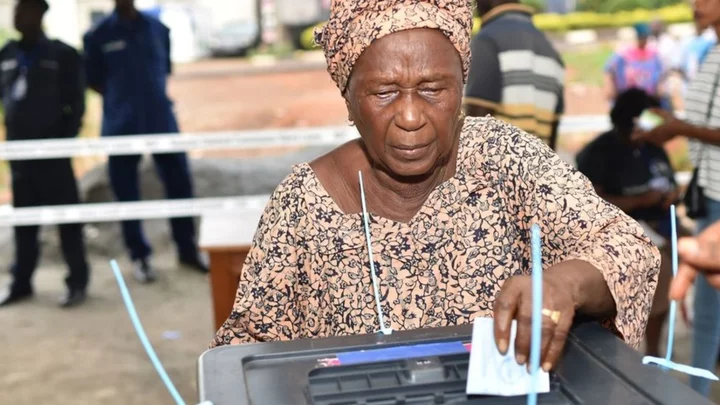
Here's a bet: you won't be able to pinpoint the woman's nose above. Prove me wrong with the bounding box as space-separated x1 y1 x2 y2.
394 92 425 132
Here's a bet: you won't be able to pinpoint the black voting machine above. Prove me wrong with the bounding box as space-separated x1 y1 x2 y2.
197 322 713 405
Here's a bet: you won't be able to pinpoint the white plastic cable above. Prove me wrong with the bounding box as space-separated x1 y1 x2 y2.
358 171 393 335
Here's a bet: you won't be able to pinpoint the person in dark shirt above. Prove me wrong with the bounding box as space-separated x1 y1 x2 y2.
576 88 678 357
0 0 90 308
83 0 207 282
465 0 565 150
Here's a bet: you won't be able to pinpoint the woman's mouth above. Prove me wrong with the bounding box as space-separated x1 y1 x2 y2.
391 143 432 160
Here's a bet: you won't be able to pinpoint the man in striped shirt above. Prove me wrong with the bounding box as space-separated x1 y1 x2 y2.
633 0 720 396
464 0 565 150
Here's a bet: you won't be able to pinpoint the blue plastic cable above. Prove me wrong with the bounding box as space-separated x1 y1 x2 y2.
358 171 392 335
528 224 543 405
666 205 678 362
641 205 719 381
109 260 187 405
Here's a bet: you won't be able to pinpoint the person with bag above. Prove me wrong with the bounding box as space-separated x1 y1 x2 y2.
577 88 679 358
632 0 720 396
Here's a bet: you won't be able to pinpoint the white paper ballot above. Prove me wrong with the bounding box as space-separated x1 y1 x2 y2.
466 317 550 397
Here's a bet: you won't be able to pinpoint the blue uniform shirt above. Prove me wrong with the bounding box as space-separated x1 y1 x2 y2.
83 11 178 136
0 36 86 141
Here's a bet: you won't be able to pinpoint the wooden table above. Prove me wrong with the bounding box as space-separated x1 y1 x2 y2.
199 208 265 331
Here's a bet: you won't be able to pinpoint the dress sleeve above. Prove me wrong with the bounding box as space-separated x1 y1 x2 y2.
210 172 307 347
483 118 660 349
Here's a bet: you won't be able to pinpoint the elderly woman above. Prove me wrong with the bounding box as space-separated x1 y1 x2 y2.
212 0 660 372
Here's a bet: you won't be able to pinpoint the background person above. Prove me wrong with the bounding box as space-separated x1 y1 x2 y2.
605 23 664 106
83 0 207 283
632 0 720 395
464 0 565 150
649 18 681 76
648 19 683 112
576 88 678 358
679 24 716 91
0 0 90 308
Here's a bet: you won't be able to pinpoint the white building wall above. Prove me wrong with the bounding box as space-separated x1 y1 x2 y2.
45 0 81 47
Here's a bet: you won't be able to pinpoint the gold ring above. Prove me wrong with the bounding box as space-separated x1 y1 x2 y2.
542 308 561 325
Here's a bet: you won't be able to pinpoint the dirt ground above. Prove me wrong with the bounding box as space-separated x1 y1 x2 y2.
1 58 719 405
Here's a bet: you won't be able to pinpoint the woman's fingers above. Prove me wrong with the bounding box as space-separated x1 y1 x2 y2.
503 277 559 369
541 309 573 371
493 278 522 355
538 317 557 370
515 300 557 370
494 275 574 371
513 294 532 365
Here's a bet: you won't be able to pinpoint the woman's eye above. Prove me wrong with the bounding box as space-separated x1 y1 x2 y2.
420 88 442 96
375 91 396 99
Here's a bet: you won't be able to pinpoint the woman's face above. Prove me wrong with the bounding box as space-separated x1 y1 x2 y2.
345 28 464 180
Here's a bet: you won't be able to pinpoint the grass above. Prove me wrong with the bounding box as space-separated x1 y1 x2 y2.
561 44 615 86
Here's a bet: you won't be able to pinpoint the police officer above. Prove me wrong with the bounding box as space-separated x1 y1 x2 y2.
83 0 207 283
0 0 90 307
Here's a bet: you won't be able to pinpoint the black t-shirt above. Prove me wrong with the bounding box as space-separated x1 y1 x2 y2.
576 130 676 222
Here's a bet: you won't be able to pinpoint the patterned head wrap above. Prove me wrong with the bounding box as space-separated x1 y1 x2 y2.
315 0 475 94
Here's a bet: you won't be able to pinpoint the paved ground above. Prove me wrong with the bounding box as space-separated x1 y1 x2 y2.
1 58 718 404
0 254 213 405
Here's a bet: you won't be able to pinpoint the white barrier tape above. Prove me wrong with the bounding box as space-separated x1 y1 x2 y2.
3 113 673 161
0 196 270 227
0 170 692 226
0 112 692 226
0 127 360 161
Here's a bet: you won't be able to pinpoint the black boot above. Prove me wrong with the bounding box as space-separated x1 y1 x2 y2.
134 258 157 284
0 283 33 307
59 289 87 308
180 254 209 273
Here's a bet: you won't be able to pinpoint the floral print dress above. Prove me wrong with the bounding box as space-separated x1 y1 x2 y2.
211 117 660 349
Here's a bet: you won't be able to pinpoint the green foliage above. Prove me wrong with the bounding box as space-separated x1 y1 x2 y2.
475 3 692 34
300 24 322 51
561 44 615 86
578 0 683 13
